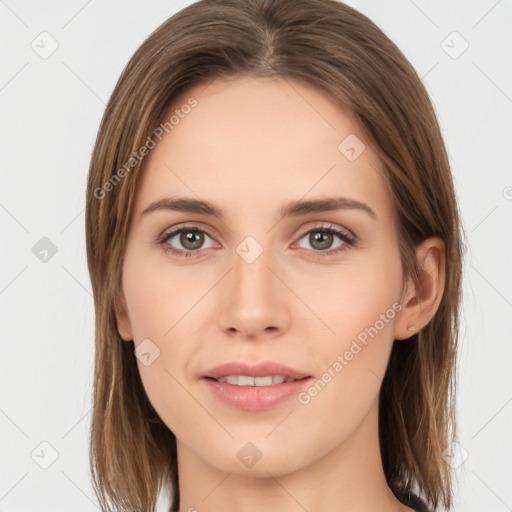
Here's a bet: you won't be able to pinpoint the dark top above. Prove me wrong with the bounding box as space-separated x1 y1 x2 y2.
394 486 432 512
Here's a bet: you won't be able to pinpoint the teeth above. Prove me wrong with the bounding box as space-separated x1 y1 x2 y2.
255 376 273 386
215 375 292 386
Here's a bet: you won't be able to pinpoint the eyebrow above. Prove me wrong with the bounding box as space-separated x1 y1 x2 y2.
141 196 376 220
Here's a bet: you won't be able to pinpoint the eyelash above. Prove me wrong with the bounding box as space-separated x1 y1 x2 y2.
157 223 357 259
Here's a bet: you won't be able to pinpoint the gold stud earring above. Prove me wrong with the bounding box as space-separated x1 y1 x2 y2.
407 326 416 332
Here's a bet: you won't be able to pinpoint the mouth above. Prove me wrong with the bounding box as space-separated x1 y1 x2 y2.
207 375 305 386
201 362 312 411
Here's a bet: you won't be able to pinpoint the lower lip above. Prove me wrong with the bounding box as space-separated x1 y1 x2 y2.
202 378 312 411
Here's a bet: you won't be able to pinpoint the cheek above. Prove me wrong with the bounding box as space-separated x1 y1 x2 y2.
296 245 403 414
300 240 403 349
121 249 211 429
122 246 209 340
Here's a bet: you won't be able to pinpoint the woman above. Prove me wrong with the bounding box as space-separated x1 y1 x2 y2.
85 1 463 511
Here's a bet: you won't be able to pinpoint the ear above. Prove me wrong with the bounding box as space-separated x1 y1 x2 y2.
394 237 446 340
114 292 134 341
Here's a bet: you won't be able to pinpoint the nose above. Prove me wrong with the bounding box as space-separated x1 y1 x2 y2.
217 241 290 341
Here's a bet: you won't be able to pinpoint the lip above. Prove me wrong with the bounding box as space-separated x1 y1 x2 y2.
201 361 312 412
203 361 311 380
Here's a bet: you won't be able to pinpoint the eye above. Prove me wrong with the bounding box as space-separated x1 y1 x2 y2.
158 225 216 257
157 222 356 258
294 223 356 256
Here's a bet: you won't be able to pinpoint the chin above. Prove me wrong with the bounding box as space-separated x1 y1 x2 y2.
187 434 318 478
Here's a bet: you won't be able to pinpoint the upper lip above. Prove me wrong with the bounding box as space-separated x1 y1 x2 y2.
203 361 311 380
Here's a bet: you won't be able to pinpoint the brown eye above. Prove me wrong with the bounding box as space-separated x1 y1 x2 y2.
307 231 337 251
179 230 205 250
159 226 216 255
296 225 354 253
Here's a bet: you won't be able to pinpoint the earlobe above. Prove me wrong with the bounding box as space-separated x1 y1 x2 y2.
114 293 134 341
394 237 446 340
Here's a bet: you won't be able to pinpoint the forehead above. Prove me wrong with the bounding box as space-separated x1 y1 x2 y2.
133 76 392 222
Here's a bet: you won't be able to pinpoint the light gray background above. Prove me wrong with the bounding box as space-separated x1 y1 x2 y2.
1 1 511 511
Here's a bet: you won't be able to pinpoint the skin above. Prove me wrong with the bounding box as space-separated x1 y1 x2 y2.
115 76 445 512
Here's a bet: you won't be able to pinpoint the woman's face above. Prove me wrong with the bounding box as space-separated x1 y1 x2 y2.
116 76 409 476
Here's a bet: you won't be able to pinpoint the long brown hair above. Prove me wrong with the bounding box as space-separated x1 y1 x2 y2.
85 1 464 510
